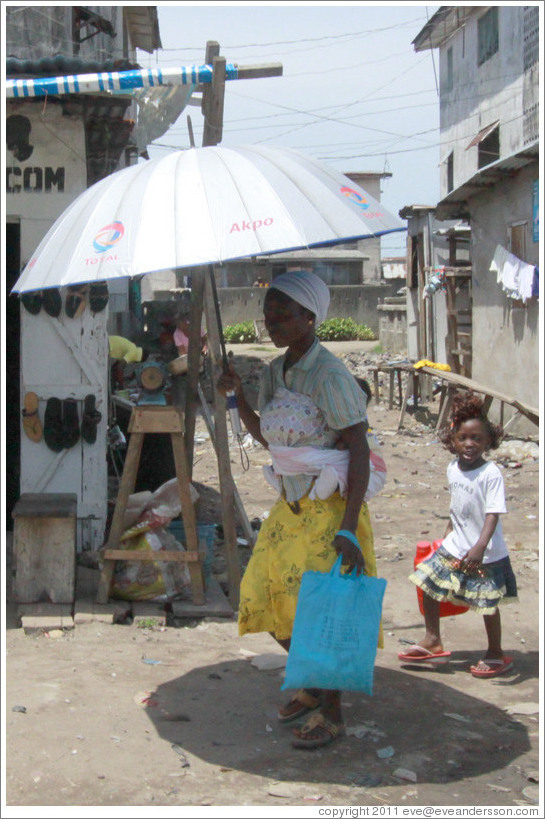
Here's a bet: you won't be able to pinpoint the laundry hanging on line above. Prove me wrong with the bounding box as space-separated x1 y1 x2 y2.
489 244 537 303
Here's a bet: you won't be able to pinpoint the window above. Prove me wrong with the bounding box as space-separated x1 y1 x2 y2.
508 222 527 261
478 7 498 66
447 152 454 193
478 126 499 168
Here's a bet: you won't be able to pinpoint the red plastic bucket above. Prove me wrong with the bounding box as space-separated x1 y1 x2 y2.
414 539 469 617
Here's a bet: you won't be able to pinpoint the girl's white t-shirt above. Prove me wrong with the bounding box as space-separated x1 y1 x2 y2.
442 459 508 563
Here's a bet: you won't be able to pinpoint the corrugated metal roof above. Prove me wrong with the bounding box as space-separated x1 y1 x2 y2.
435 141 539 219
413 6 476 52
259 248 371 262
125 6 162 53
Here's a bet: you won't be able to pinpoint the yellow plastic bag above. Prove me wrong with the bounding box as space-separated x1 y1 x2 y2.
110 528 192 602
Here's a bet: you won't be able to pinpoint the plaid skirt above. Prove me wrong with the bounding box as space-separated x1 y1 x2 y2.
408 545 518 616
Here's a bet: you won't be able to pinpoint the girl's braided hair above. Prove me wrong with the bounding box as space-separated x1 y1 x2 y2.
439 391 503 454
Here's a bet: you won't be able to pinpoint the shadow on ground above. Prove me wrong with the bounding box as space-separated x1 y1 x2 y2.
144 653 535 789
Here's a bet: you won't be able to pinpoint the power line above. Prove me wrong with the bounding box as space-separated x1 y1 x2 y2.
154 17 429 54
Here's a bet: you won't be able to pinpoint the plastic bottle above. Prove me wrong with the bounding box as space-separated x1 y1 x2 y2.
414 540 469 617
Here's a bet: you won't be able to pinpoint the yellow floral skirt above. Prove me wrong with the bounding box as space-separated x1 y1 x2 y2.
238 491 381 644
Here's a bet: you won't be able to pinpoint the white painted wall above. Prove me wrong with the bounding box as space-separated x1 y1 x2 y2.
7 103 109 551
7 103 87 265
20 304 109 551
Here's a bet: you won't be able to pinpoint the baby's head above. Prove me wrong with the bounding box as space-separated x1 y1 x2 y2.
439 392 503 455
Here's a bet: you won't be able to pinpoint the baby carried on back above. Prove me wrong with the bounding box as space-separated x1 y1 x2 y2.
261 385 387 502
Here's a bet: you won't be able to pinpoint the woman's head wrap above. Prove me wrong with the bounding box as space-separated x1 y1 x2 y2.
269 270 330 326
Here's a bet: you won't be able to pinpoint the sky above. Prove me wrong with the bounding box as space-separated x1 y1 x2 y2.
137 2 443 257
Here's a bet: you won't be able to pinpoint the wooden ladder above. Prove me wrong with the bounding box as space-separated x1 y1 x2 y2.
96 406 205 605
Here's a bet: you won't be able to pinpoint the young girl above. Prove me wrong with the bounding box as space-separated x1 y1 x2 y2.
173 312 207 357
398 392 517 678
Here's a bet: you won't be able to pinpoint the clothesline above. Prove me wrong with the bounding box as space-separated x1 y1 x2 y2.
490 244 539 303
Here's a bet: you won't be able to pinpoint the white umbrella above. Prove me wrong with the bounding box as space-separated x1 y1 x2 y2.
13 144 405 293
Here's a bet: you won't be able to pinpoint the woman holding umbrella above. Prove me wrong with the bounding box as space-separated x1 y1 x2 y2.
218 269 380 750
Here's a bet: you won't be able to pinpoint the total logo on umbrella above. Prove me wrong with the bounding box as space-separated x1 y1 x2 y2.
93 222 125 253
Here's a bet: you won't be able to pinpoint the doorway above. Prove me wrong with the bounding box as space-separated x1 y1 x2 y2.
6 222 21 528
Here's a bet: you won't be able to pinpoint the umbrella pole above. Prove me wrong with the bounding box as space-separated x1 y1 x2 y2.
183 269 205 475
203 266 241 607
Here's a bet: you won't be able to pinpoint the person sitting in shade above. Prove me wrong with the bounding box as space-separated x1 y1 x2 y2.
173 311 207 357
108 335 148 390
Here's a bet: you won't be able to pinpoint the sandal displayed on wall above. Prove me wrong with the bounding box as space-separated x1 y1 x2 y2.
21 292 43 315
62 398 80 449
89 281 109 313
65 285 88 319
81 394 102 444
21 392 43 442
42 287 62 318
43 397 64 452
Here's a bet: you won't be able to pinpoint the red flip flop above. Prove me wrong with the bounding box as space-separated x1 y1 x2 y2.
398 644 451 664
470 656 513 678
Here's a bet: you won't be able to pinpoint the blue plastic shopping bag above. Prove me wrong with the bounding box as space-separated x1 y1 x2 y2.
282 557 387 695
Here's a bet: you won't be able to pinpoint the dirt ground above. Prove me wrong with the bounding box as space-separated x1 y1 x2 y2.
4 342 541 812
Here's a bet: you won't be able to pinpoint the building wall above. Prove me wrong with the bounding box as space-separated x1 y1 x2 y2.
403 211 453 363
7 103 88 265
216 283 400 332
346 173 386 282
439 6 532 196
469 163 539 429
6 5 145 545
377 301 407 355
6 6 127 62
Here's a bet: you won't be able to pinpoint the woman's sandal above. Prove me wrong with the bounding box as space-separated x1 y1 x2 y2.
291 712 345 750
89 281 109 313
21 392 42 442
81 394 102 444
65 285 88 319
43 397 64 452
277 689 320 724
62 398 80 449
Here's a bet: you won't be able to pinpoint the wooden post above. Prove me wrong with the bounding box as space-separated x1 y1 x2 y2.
96 427 144 603
197 382 256 547
203 268 241 608
202 42 226 148
183 269 206 475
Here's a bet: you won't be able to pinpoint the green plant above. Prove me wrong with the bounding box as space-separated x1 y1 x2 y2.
222 322 258 343
316 317 377 342
136 617 159 629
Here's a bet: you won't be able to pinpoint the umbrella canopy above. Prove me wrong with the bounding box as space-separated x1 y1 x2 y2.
13 144 406 293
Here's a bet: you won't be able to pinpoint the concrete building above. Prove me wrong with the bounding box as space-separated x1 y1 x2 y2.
6 6 162 540
411 5 539 431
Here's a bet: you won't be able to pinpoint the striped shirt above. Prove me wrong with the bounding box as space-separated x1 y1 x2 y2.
258 338 368 501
